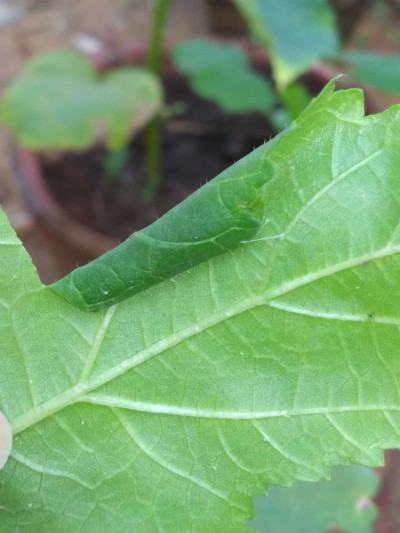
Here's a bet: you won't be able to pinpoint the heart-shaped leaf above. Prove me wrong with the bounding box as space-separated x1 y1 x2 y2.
0 51 162 150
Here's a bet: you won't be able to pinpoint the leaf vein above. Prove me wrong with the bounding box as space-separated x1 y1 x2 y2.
11 450 95 490
112 408 230 503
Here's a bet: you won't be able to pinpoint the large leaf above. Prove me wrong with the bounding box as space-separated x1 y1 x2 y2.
233 0 339 87
2 81 400 531
172 39 275 113
249 465 380 532
0 51 162 150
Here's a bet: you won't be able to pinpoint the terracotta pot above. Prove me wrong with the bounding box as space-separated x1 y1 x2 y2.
374 450 400 533
12 46 366 260
13 148 117 258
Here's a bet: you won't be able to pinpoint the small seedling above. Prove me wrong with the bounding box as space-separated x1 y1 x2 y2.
0 49 162 188
0 50 162 151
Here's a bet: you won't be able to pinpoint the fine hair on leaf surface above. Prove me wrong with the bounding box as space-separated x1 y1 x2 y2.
2 79 400 531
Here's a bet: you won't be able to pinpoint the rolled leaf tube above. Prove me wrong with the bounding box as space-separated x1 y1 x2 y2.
0 411 12 470
50 147 275 311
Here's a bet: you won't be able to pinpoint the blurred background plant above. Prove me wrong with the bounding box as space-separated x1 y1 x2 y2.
4 0 400 198
0 50 162 177
249 465 380 533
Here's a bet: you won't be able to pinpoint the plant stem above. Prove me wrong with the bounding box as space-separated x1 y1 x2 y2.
145 0 171 199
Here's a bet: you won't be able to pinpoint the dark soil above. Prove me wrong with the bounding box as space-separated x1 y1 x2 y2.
41 73 275 241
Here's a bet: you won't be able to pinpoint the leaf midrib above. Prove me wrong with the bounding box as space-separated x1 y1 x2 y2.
11 242 400 435
80 396 400 420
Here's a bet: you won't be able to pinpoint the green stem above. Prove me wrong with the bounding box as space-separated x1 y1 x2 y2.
145 0 172 199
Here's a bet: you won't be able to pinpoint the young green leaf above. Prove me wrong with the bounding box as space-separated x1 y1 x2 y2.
103 146 130 180
3 81 400 531
172 39 275 113
280 82 312 121
233 0 339 88
0 50 162 150
249 465 380 532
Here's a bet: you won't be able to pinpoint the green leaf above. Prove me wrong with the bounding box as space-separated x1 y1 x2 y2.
103 147 130 180
233 0 340 87
172 39 275 113
3 80 400 531
0 50 162 150
340 51 400 95
269 81 313 131
51 140 270 311
280 82 312 121
249 465 380 532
